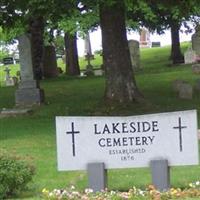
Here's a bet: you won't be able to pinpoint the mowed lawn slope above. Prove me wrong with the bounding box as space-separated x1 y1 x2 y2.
1 43 200 199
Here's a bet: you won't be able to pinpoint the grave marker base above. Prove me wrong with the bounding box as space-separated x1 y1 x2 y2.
15 88 44 106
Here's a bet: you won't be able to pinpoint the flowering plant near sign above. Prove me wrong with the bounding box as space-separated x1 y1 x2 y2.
42 181 200 200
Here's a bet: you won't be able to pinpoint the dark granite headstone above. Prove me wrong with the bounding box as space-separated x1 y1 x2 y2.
3 57 14 65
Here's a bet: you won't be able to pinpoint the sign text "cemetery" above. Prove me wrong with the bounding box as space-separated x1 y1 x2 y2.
94 121 158 148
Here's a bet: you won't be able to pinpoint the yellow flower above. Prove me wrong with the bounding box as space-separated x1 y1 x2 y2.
42 188 49 194
171 189 177 195
189 183 193 188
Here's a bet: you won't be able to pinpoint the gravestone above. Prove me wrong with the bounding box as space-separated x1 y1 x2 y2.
192 64 200 74
4 67 14 86
128 40 140 70
15 34 44 106
84 32 94 60
0 108 32 118
184 47 196 64
84 54 94 76
192 25 200 56
3 57 15 65
178 83 193 100
84 32 94 76
43 45 58 78
172 79 187 92
94 69 103 76
139 28 151 48
151 42 161 48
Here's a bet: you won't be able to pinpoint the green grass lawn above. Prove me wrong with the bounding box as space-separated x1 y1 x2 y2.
2 43 200 199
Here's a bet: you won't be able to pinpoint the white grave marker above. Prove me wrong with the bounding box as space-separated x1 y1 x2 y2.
56 110 199 171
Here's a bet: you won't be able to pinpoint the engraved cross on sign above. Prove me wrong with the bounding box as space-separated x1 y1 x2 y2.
66 122 80 157
173 117 187 152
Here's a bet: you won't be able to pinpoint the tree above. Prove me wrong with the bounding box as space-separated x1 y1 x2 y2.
0 0 76 78
127 0 200 64
58 4 99 76
28 16 44 79
170 20 184 64
99 0 142 102
53 34 65 56
0 1 46 79
2 0 144 103
64 32 80 75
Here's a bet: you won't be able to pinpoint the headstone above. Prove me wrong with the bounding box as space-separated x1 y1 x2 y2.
4 67 14 86
128 40 140 70
151 42 161 48
3 57 15 65
192 25 200 56
43 45 58 78
84 33 94 75
15 34 44 106
84 32 94 60
139 28 151 48
94 69 103 76
172 79 187 92
0 108 32 118
192 64 200 74
84 62 94 76
184 47 196 64
178 83 193 99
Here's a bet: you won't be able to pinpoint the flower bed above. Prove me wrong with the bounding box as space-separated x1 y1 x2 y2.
42 181 200 200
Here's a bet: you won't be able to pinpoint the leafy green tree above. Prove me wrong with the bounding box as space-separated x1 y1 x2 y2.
53 35 65 56
1 0 45 79
58 10 81 76
58 4 99 75
128 0 200 64
0 0 75 78
0 27 11 61
1 0 143 103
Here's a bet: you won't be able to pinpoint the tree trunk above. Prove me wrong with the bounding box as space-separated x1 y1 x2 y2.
64 32 80 75
99 0 142 103
43 45 58 78
28 16 44 80
170 22 184 64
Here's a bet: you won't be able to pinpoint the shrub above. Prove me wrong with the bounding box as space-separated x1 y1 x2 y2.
0 151 35 199
0 50 9 63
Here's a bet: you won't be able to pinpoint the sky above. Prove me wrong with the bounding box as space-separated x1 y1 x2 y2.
4 25 195 58
77 26 194 56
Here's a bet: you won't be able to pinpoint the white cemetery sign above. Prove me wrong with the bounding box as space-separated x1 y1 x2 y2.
56 110 199 171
